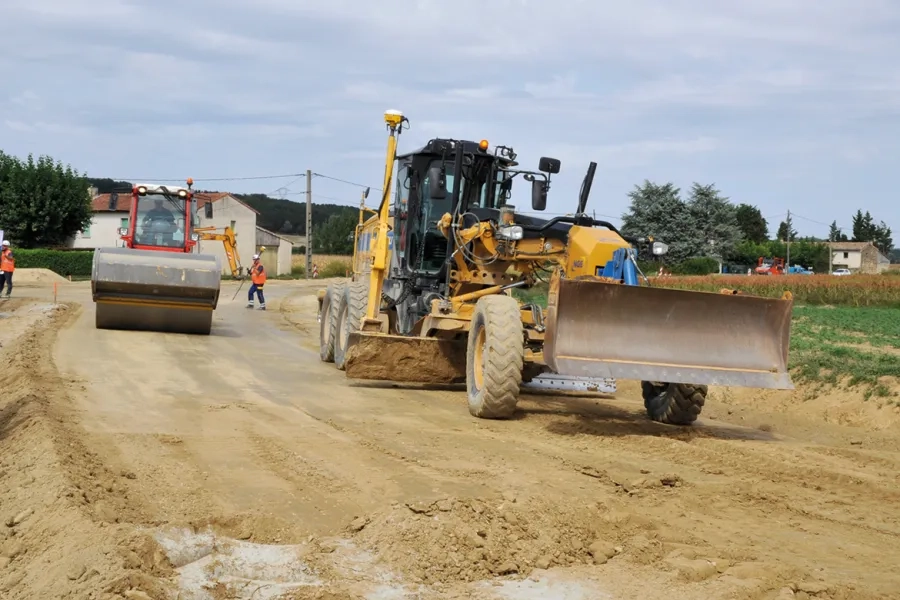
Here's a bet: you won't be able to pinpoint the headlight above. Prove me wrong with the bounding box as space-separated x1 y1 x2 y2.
497 225 523 241
191 233 200 242
652 241 668 256
117 227 127 235
137 186 147 195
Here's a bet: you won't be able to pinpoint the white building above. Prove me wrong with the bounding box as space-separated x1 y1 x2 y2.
71 189 262 276
826 241 891 274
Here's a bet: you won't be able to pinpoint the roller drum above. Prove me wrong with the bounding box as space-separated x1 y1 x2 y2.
91 247 221 335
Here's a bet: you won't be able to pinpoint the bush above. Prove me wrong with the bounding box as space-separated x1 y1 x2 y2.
671 257 720 275
14 249 93 277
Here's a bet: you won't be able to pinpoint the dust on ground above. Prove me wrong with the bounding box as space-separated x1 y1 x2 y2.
1 281 899 599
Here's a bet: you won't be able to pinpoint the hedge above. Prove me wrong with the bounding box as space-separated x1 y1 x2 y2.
13 249 94 277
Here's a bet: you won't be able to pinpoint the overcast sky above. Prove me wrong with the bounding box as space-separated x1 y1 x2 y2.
2 0 897 240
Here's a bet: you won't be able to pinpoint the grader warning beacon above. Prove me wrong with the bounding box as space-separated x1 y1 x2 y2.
318 109 794 424
91 179 221 335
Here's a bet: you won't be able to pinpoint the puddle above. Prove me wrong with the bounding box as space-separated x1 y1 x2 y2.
154 528 321 599
153 528 614 600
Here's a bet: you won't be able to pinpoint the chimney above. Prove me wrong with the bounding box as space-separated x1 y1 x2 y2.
88 185 99 198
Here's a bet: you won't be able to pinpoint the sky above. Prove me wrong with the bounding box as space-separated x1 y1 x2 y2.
1 0 898 242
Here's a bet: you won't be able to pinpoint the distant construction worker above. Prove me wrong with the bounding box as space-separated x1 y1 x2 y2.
247 254 267 310
0 240 14 297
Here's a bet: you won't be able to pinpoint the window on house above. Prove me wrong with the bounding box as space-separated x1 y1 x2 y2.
230 220 236 231
120 217 129 229
843 252 849 259
82 223 91 238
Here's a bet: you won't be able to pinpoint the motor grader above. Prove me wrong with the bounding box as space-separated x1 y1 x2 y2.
318 109 794 424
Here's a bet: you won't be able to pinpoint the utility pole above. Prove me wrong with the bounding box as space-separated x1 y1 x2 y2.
305 169 312 279
786 209 791 268
828 233 833 274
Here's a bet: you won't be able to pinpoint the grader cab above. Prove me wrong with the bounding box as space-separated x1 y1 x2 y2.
318 110 794 424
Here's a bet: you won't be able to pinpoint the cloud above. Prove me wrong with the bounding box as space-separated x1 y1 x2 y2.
0 0 897 238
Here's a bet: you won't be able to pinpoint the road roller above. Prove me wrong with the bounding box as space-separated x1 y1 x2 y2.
90 179 221 335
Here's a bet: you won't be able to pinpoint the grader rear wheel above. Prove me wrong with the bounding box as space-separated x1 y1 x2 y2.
466 295 524 419
319 282 346 363
334 280 369 371
642 381 708 425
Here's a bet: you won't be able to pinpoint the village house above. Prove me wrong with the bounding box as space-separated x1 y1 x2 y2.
826 241 891 274
70 188 293 276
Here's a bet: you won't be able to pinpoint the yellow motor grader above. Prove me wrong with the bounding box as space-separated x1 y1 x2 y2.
317 110 794 424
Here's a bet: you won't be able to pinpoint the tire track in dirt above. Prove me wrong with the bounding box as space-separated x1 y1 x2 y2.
0 301 174 599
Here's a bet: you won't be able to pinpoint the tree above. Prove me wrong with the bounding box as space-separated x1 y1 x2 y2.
828 220 848 242
312 211 357 254
687 183 743 262
872 221 893 256
734 204 768 243
620 181 700 263
0 151 93 248
851 210 877 242
777 217 797 242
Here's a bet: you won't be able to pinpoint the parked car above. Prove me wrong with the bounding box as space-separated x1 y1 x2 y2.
832 268 852 276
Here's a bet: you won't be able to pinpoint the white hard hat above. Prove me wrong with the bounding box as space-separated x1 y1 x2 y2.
1 241 9 246
252 254 260 260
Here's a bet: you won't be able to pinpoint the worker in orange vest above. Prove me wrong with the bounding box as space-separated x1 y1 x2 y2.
0 240 15 297
247 254 267 310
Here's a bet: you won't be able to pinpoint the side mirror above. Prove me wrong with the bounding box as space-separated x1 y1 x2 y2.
427 165 447 199
204 202 213 219
538 157 561 174
531 180 548 211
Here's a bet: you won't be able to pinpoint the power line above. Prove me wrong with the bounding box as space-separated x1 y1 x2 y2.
312 172 382 192
112 173 309 183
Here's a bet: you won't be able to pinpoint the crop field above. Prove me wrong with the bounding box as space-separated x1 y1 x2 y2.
654 273 900 307
290 252 351 277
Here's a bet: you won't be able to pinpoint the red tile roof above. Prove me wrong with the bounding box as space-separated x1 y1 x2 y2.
91 191 259 214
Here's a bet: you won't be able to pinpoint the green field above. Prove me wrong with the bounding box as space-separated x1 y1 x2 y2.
514 286 900 398
790 306 900 398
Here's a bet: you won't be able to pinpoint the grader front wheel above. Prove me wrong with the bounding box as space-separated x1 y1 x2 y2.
466 295 524 419
319 282 346 363
642 381 708 425
334 280 369 370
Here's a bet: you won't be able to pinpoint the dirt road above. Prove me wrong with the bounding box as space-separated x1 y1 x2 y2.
2 278 899 599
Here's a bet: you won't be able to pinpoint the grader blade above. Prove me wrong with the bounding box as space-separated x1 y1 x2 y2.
344 332 467 384
543 279 794 389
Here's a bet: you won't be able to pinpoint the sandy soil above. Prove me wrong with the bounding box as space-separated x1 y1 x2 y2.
1 279 899 599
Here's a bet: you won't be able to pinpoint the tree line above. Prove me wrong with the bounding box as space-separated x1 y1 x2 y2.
2 149 896 267
620 180 896 274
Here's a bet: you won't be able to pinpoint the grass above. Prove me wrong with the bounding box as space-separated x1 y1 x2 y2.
789 306 900 398
513 281 900 398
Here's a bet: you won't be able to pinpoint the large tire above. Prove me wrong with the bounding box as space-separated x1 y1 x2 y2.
319 282 346 363
466 295 524 419
642 381 708 425
334 280 369 371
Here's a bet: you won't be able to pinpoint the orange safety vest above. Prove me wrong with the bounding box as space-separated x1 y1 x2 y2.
251 263 266 285
0 249 14 272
